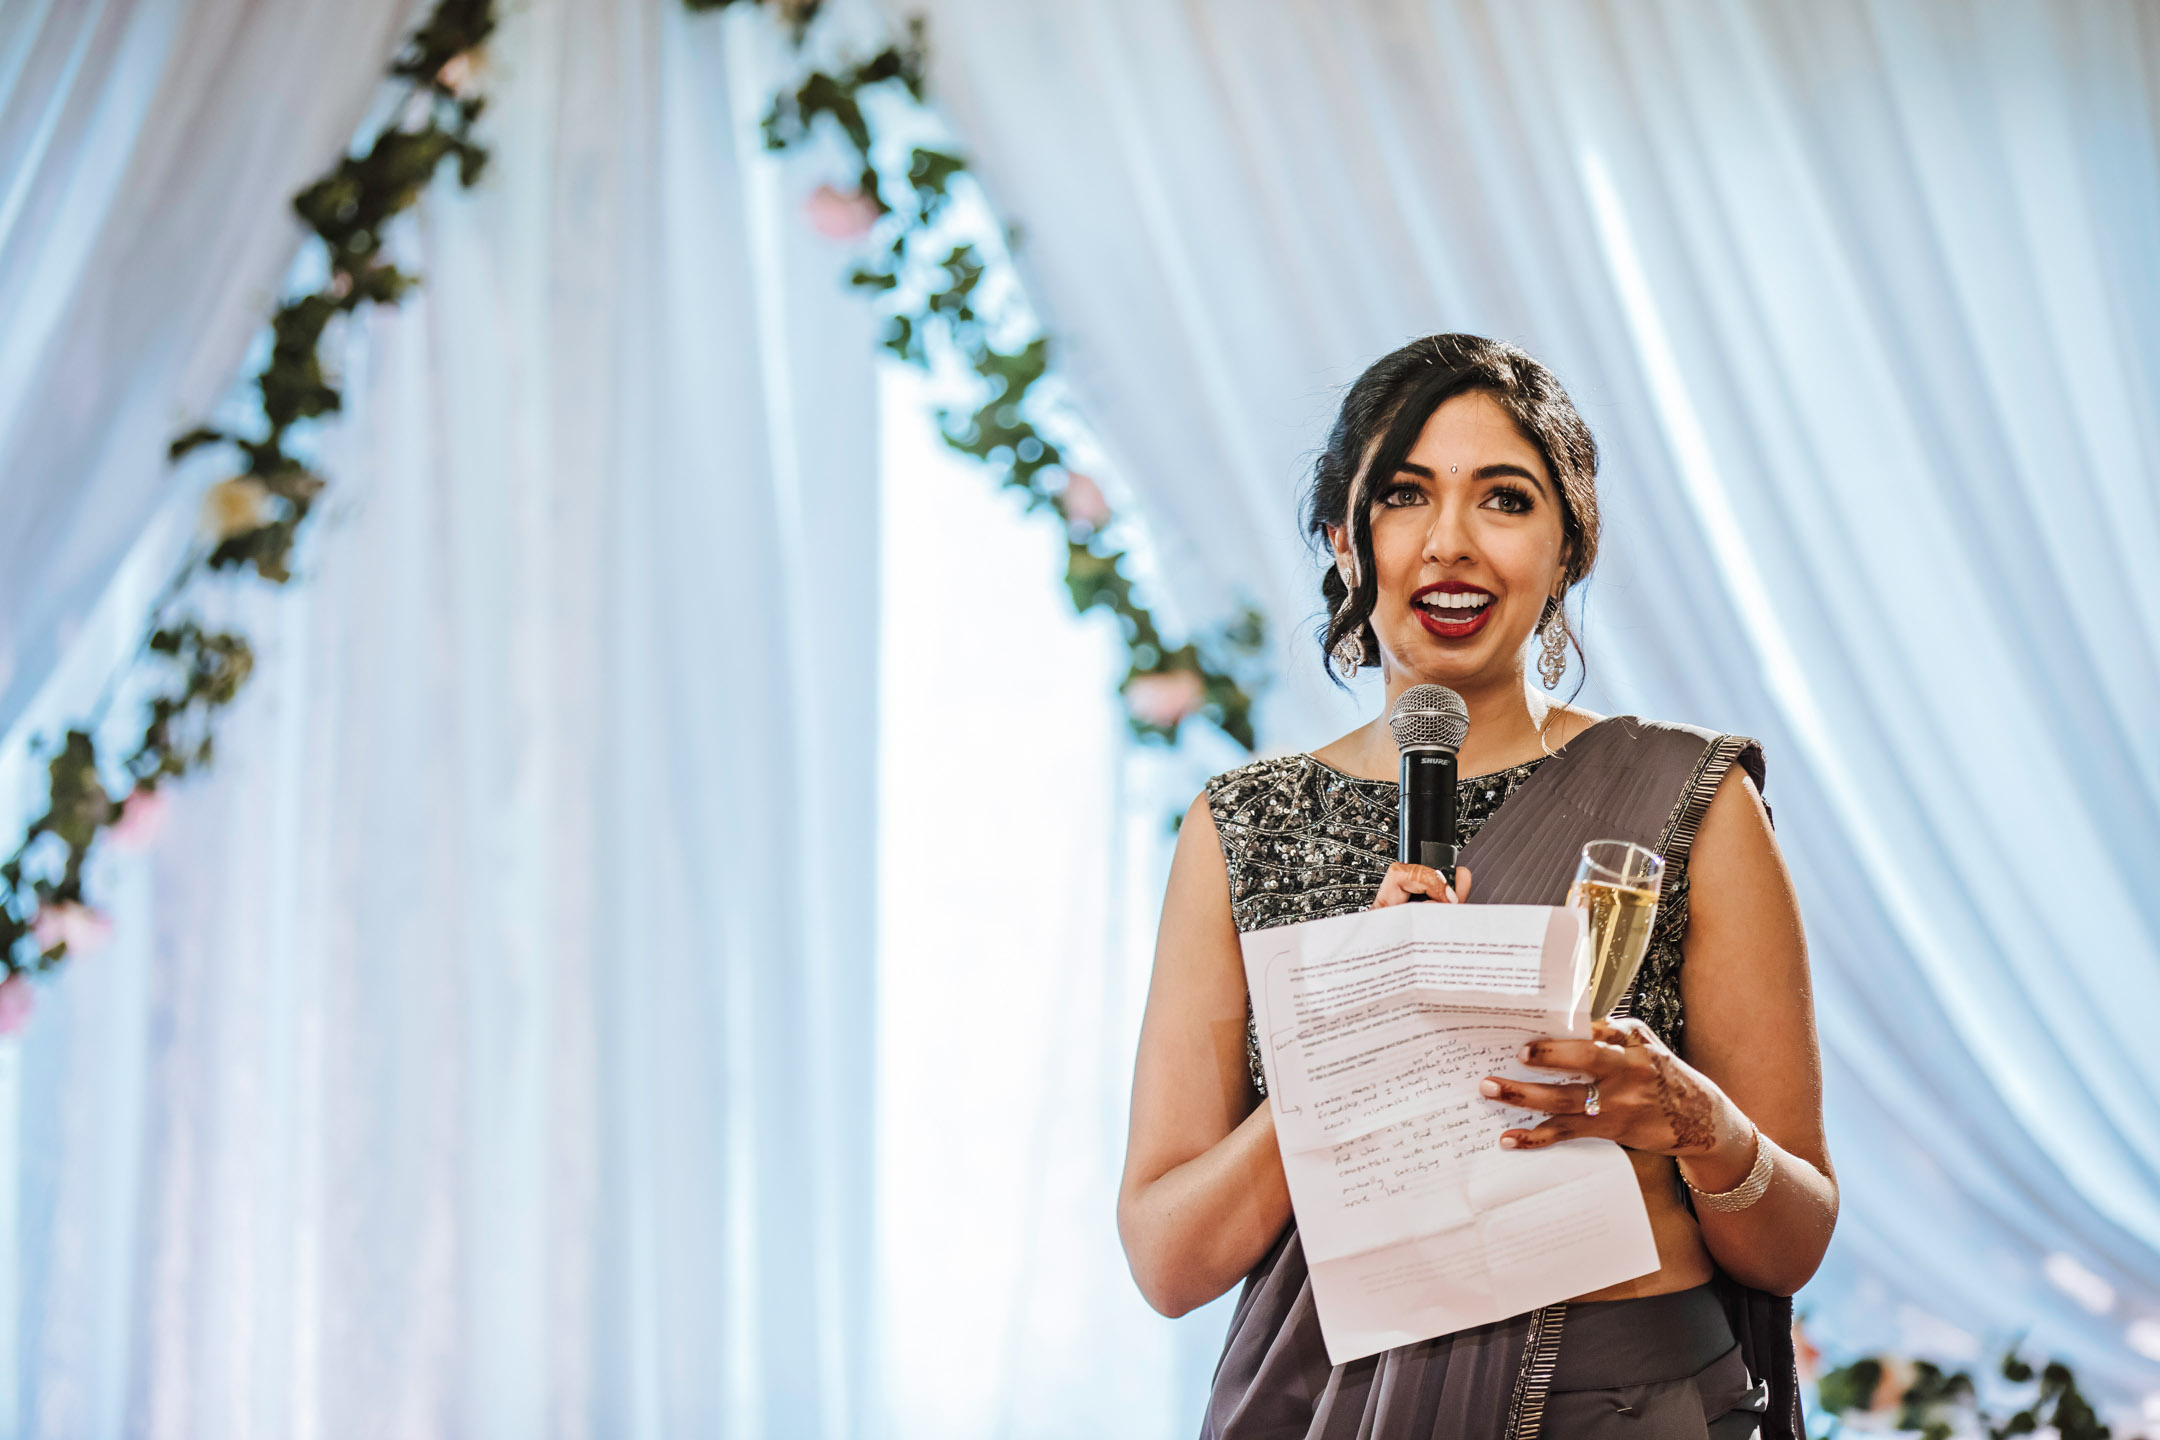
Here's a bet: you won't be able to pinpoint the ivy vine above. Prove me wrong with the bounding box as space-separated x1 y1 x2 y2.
0 0 498 1004
0 0 1270 1028
697 0 1268 749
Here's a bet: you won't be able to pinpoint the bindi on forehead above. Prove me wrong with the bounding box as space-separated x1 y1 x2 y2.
1396 456 1552 498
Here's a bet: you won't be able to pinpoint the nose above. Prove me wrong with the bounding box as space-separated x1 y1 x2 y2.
1421 493 1475 567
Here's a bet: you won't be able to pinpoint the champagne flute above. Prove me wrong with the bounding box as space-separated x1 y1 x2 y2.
1567 840 1665 1020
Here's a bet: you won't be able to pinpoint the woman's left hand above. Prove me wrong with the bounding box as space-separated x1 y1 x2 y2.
1479 1017 1746 1159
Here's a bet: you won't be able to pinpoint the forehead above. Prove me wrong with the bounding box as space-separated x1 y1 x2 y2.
1402 390 1545 472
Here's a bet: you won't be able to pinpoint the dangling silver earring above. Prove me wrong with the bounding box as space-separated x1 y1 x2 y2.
1332 627 1366 680
1537 599 1568 689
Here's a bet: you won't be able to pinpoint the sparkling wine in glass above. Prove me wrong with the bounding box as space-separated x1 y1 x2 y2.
1568 839 1665 1020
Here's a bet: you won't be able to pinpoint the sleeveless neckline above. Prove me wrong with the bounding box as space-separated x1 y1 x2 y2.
1298 751 1551 789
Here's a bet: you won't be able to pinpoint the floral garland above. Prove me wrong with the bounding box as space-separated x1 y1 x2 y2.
0 0 1268 1033
0 0 498 1027
692 0 1268 749
1814 1347 2107 1439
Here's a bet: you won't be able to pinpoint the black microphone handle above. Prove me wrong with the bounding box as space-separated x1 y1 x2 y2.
1398 747 1459 901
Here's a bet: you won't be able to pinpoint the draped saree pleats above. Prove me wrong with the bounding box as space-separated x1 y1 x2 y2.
1201 717 1796 1440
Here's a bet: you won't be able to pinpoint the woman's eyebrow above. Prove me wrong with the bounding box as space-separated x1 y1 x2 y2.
1474 461 1550 497
1392 458 1551 498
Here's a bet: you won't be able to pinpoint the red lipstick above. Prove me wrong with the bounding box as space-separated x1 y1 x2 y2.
1412 581 1496 640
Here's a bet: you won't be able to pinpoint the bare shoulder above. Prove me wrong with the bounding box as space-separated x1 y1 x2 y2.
1690 764 1784 891
1169 789 1227 891
1539 702 1605 750
1134 789 1257 1130
1157 786 1239 973
1683 763 1799 966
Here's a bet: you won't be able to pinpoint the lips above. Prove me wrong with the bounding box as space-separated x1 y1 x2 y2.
1413 582 1496 640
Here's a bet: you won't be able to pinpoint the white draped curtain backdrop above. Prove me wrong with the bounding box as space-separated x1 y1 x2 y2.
1 0 881 1435
5 0 2160 1436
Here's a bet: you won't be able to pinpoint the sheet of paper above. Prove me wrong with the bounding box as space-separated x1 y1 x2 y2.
1242 903 1659 1365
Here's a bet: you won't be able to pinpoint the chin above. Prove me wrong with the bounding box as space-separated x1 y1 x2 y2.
1386 631 1524 692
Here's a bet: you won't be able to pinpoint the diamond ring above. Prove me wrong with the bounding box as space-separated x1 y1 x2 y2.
1583 1082 1601 1118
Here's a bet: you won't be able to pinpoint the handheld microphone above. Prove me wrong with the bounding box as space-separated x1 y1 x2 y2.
1388 684 1470 899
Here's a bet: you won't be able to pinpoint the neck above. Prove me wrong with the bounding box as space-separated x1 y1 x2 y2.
1347 666 1558 779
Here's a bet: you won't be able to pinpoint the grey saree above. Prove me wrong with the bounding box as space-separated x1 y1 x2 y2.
1201 717 1799 1440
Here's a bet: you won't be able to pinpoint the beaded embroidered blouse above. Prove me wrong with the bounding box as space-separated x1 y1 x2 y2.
1206 753 1695 1097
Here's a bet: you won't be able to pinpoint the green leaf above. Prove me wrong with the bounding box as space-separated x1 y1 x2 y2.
168 426 228 461
1815 1359 1881 1416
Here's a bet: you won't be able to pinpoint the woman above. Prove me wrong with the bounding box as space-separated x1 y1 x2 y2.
1118 335 1836 1439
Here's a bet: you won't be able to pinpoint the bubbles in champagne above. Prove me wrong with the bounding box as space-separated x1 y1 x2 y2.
1570 879 1659 1018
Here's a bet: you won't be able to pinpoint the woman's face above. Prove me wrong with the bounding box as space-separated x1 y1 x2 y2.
1330 390 1569 695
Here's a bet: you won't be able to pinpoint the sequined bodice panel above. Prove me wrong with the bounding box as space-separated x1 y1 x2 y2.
1207 753 1694 1095
1206 753 1542 930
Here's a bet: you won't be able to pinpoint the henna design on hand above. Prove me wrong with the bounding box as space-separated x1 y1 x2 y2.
1650 1051 1716 1152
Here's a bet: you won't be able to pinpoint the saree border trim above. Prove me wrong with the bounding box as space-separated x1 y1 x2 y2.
1656 733 1757 864
1507 1301 1568 1439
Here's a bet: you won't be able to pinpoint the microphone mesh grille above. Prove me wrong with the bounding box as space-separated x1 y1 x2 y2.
1389 684 1469 752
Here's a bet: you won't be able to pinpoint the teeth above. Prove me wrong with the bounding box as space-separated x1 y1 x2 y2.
1421 592 1492 612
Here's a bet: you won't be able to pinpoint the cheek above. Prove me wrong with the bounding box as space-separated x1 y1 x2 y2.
1484 520 1565 589
1366 514 1427 594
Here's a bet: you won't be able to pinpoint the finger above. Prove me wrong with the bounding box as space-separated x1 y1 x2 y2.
1591 1017 1656 1049
1399 864 1447 895
1500 1116 1593 1150
1516 1037 1621 1073
1373 863 1450 909
1479 1076 1597 1115
1452 865 1473 903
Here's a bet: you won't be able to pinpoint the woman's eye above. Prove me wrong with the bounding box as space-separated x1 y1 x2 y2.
1484 485 1534 515
1378 483 1424 508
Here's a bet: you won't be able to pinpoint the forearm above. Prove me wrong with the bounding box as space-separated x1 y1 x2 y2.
1681 1109 1838 1296
1118 1099 1292 1317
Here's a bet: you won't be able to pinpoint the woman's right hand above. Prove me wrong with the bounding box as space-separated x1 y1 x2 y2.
1372 862 1474 907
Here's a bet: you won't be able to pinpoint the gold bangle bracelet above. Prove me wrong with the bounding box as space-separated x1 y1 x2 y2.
1683 1130 1777 1213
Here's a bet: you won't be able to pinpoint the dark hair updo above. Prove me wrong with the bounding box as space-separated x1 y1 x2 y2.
1308 333 1601 684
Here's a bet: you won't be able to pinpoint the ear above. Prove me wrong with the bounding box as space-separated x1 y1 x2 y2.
1552 533 1576 596
1325 523 1354 580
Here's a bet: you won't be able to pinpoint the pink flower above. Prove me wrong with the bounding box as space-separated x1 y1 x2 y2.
110 787 168 852
0 976 33 1036
803 184 880 240
1125 669 1207 729
1061 471 1112 533
435 53 476 97
1790 1316 1820 1387
1868 1356 1916 1413
31 902 111 960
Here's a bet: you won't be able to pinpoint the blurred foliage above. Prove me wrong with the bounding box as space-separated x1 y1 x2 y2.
686 0 821 44
0 0 496 980
3 0 1270 993
1816 1349 2109 1440
732 4 1267 749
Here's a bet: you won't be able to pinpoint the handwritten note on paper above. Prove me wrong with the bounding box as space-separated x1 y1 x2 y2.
1242 903 1659 1365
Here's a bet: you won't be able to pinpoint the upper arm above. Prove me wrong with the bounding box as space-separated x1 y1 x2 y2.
1121 794 1257 1195
1679 767 1833 1179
